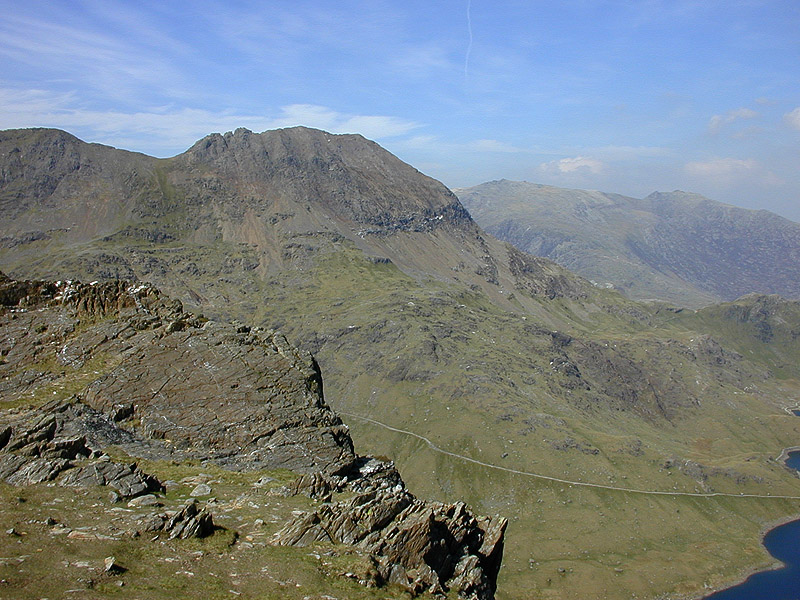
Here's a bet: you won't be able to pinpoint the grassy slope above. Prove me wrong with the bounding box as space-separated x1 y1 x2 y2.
0 462 422 600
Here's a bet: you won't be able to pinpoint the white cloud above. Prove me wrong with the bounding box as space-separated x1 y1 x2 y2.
708 108 758 134
784 107 800 131
685 157 757 178
267 104 420 139
0 90 420 156
540 156 604 174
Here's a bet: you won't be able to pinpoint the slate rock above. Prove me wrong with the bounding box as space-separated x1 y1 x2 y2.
189 483 211 497
274 460 506 600
164 499 215 539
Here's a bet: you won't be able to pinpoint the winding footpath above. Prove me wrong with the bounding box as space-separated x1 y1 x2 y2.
340 411 800 501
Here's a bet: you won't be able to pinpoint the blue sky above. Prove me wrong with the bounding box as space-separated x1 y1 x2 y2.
1 0 799 219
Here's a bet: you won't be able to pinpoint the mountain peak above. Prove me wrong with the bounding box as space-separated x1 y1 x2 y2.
175 126 471 230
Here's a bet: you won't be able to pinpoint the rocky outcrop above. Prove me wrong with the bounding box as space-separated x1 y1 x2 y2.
274 457 507 600
178 126 470 233
507 244 588 300
134 499 215 539
0 273 507 598
0 274 356 474
0 399 161 496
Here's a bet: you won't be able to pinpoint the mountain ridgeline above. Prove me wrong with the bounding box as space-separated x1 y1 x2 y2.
457 179 800 307
0 127 587 312
3 127 800 600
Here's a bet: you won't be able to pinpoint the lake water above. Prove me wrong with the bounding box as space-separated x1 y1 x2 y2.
703 450 800 600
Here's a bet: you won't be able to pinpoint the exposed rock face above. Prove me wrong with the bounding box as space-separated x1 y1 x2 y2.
178 126 472 233
507 245 587 300
0 398 162 498
135 498 216 540
274 458 507 600
0 274 356 474
0 127 594 323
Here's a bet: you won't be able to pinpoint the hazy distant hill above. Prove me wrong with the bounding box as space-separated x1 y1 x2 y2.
456 179 800 307
3 128 800 600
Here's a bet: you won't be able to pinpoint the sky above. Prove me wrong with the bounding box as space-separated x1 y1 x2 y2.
1 0 799 220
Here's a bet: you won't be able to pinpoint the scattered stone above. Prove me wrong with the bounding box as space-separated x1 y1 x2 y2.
190 483 212 497
137 513 166 533
104 556 125 574
162 480 180 492
127 494 161 508
164 500 215 540
67 530 117 541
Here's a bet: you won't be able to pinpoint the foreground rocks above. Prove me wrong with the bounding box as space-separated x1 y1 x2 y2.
0 399 161 497
0 273 507 599
275 458 507 600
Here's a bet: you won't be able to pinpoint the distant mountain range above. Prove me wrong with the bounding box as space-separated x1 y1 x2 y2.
3 127 800 600
456 179 800 307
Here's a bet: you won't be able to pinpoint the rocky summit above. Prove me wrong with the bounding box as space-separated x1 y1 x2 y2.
0 272 506 600
0 126 589 317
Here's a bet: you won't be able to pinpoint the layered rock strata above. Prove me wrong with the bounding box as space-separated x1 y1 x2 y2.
275 457 507 600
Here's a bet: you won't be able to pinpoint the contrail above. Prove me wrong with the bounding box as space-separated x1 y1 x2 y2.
464 0 473 81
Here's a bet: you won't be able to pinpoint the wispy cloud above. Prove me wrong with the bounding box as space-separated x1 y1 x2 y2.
0 14 192 105
267 105 421 139
590 145 672 160
784 107 800 131
464 0 473 81
685 157 756 178
392 45 455 77
540 156 604 175
0 89 421 156
398 135 526 154
708 108 758 134
684 157 782 188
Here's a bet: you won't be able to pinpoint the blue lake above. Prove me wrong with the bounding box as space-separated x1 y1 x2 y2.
786 451 800 472
703 450 800 600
